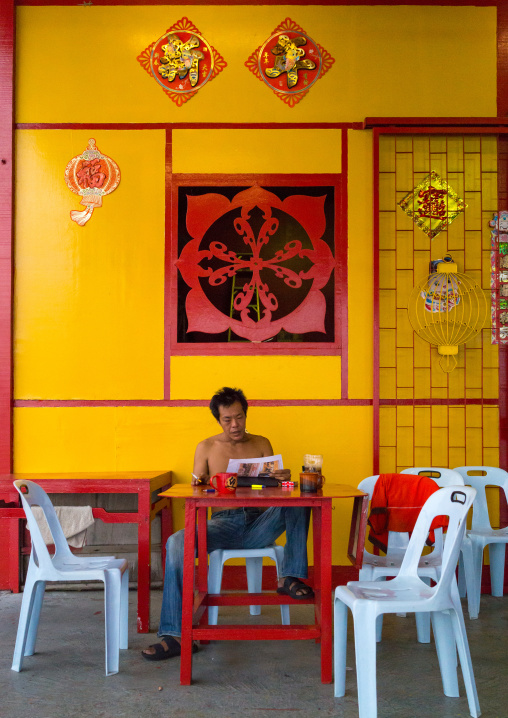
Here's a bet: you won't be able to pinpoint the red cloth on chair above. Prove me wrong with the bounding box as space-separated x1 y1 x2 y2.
367 473 448 553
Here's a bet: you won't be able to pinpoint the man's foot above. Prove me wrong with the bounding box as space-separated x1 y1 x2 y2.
277 576 314 599
141 635 198 661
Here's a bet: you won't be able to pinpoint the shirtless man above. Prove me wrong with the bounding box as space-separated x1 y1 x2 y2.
142 386 313 661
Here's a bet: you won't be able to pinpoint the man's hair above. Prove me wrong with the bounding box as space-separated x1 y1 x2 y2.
209 387 248 421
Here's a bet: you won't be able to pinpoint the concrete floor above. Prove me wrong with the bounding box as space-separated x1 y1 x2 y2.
0 588 507 718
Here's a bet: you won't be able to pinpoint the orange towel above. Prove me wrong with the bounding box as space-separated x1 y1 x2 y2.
368 473 448 553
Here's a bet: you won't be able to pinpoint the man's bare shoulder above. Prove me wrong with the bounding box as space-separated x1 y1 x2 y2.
245 432 273 455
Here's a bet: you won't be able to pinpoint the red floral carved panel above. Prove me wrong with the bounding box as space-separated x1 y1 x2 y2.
171 181 343 353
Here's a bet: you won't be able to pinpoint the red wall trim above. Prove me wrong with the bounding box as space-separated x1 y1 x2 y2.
13 399 373 408
365 118 508 128
0 0 14 473
16 123 362 131
14 0 501 6
164 129 172 400
372 129 380 475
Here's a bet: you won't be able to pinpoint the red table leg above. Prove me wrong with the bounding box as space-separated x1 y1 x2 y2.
137 485 152 633
180 500 197 685
312 505 322 635
320 499 333 683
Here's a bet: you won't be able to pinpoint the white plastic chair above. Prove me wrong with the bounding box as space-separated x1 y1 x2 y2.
453 466 508 619
208 545 290 624
11 480 129 676
334 486 480 718
359 471 464 643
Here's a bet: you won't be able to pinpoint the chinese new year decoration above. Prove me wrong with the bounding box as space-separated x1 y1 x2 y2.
398 171 467 239
407 256 488 372
137 17 226 106
176 186 336 342
489 210 508 344
64 139 120 226
245 18 334 107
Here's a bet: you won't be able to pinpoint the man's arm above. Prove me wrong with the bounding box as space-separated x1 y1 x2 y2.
191 439 210 485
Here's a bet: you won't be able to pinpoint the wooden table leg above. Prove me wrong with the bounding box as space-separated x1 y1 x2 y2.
320 500 333 684
180 500 197 685
137 485 152 633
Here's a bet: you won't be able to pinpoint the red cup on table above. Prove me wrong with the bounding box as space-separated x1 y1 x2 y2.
210 472 237 493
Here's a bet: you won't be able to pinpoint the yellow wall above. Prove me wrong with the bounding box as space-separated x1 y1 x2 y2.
16 6 496 123
12 4 500 563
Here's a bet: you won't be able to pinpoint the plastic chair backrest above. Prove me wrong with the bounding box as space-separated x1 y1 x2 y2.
398 486 476 593
14 480 73 569
453 466 508 532
400 467 465 487
357 475 379 500
357 475 410 553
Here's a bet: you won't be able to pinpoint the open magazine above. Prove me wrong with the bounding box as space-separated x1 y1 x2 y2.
227 454 283 478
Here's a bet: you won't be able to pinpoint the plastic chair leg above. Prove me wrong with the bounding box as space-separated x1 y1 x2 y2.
11 573 38 672
353 603 379 718
245 556 263 615
333 598 348 698
459 538 478 619
469 541 485 619
103 571 121 676
431 610 459 697
449 600 481 718
207 550 224 625
120 569 129 650
415 577 431 643
488 542 506 597
24 579 46 657
273 545 290 625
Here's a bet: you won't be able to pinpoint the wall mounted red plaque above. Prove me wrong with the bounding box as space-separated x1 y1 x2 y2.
245 18 334 107
137 17 226 107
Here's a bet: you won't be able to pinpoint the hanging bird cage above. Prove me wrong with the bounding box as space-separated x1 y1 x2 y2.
407 256 488 372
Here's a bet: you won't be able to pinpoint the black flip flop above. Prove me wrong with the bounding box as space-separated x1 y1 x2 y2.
141 635 198 661
276 577 314 600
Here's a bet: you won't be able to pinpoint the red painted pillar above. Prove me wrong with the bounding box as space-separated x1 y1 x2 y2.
0 0 15 591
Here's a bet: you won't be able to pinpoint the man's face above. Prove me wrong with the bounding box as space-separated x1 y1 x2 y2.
218 401 246 442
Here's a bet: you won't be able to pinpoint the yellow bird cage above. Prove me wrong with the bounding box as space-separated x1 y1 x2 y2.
407 256 488 372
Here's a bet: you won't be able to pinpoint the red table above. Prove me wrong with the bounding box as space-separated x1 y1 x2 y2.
160 482 368 685
0 470 173 633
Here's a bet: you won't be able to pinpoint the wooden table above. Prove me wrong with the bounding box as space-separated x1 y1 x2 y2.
160 482 369 685
0 470 173 633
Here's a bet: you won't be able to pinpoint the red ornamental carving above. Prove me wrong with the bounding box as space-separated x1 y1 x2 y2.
176 186 336 342
64 139 120 226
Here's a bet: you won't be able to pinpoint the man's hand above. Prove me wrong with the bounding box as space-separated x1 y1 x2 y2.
191 473 209 486
272 468 291 483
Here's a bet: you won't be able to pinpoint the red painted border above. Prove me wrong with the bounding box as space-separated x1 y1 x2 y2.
340 129 349 399
0 0 14 474
13 399 372 408
16 123 361 131
372 129 380 474
14 0 502 6
164 129 173 400
167 170 346 360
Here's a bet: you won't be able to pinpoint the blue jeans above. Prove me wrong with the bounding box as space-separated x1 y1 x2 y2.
158 506 311 637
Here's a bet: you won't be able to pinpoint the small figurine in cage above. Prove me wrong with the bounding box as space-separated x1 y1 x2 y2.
501 326 508 340
500 298 508 309
501 255 508 269
500 242 508 256
500 285 508 297
500 311 508 324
